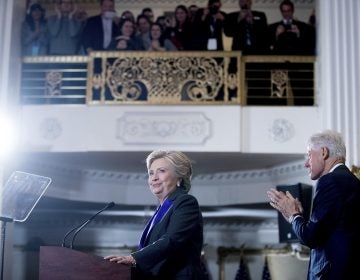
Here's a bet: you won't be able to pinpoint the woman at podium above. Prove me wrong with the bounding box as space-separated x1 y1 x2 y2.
105 150 204 279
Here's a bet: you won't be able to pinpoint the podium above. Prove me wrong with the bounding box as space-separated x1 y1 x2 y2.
39 246 131 280
0 171 51 280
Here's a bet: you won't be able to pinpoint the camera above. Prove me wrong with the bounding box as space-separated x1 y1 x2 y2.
284 23 292 31
209 5 219 15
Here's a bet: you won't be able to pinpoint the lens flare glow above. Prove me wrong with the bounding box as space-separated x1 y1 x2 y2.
0 115 16 159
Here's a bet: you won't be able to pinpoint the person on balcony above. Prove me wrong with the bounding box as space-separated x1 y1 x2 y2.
192 0 227 51
188 5 199 24
47 0 85 55
148 23 177 51
120 10 136 23
155 16 167 32
135 14 152 50
164 5 194 50
224 0 268 54
81 0 120 53
141 7 155 23
21 3 48 56
107 18 145 51
267 0 315 55
104 150 204 279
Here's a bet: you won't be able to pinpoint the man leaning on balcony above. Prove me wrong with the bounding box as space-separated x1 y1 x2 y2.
224 0 268 54
267 0 315 55
82 0 120 54
47 0 85 55
191 0 227 51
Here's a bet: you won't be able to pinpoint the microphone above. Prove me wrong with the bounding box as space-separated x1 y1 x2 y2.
61 202 115 249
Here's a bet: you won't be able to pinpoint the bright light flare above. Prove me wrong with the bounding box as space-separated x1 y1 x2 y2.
0 114 16 159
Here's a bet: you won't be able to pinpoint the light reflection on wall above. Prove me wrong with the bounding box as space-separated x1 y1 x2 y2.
0 114 16 160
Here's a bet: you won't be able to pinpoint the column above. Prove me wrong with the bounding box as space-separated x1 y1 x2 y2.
0 0 15 109
318 0 360 166
0 1 17 279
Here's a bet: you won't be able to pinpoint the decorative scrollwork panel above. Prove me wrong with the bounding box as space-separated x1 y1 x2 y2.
87 51 241 105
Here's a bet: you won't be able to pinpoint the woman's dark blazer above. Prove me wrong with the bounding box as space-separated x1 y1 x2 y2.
132 188 204 280
292 165 360 280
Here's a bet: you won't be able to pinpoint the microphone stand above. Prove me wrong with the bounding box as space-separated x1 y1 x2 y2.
62 202 115 249
61 223 81 248
70 219 92 249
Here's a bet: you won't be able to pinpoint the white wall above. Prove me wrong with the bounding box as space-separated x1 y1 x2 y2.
18 105 320 154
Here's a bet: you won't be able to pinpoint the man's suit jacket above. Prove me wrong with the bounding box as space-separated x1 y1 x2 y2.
267 19 315 55
292 165 360 280
82 15 118 53
224 10 268 54
191 9 227 51
132 188 203 279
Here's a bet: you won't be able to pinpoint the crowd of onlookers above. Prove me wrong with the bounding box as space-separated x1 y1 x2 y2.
21 0 316 56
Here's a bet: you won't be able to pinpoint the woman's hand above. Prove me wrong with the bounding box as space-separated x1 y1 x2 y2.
116 38 129 49
104 255 136 265
150 40 165 51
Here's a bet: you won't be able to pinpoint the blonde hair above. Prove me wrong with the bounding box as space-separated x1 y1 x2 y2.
146 150 193 192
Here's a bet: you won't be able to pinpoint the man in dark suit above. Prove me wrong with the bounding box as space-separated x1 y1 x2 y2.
81 0 119 53
224 0 268 54
268 0 315 54
192 0 226 51
268 130 360 280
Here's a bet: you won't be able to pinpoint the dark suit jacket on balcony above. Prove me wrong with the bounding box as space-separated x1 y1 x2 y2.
267 19 315 55
224 10 268 54
191 9 227 51
82 15 119 53
132 188 204 279
292 165 360 280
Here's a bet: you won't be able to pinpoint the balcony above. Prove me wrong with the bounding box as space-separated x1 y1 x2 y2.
20 52 315 106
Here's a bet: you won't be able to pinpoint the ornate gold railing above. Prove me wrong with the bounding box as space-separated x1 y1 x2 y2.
351 165 360 180
87 51 241 104
21 53 315 106
242 55 316 106
21 55 88 104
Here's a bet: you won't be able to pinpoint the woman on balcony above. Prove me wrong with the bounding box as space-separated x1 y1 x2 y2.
107 18 145 51
135 14 152 50
164 5 194 50
148 23 177 51
21 3 48 56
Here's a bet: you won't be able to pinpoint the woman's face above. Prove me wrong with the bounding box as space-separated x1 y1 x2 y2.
148 158 178 202
175 8 187 24
31 9 43 21
150 25 162 40
121 21 134 36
